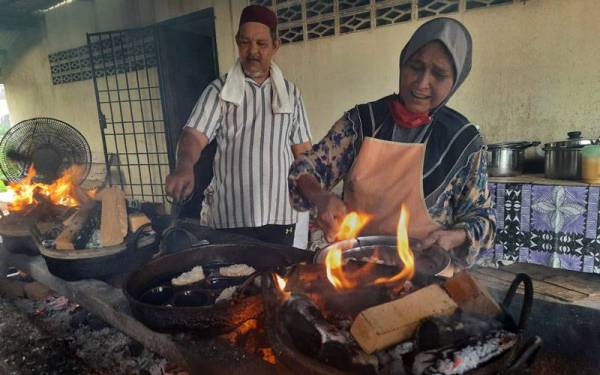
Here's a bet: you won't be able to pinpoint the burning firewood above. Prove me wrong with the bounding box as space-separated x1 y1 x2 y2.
281 293 379 374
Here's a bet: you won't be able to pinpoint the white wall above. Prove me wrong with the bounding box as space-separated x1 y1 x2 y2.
5 0 600 157
274 0 600 143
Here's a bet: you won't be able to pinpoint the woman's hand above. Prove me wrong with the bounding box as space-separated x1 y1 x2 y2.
313 192 348 242
418 228 468 251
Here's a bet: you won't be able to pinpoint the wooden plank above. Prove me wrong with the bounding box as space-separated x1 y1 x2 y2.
444 271 502 316
499 263 557 281
544 275 600 297
100 187 128 247
351 285 457 353
473 267 589 303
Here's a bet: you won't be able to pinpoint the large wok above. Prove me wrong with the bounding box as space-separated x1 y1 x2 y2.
263 272 542 375
124 241 312 335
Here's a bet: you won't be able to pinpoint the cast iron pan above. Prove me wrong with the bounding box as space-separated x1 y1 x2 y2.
263 272 542 375
124 242 313 335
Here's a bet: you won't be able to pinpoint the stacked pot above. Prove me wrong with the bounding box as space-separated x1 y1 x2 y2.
543 132 599 181
487 132 600 182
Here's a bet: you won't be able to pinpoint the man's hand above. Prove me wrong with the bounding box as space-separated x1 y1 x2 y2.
418 228 468 251
165 167 195 202
164 128 208 202
313 192 348 242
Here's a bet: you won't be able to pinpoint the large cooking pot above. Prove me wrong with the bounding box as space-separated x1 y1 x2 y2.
544 132 599 180
486 142 539 177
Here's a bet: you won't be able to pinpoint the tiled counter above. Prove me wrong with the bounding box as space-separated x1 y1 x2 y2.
480 175 600 274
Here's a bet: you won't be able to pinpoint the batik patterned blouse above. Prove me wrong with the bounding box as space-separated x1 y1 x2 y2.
288 105 496 268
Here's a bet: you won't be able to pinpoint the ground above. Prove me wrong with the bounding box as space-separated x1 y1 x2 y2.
0 283 170 375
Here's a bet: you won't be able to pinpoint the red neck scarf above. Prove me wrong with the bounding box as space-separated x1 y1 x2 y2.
388 96 432 129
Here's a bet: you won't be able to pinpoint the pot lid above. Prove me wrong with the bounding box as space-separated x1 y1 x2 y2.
487 141 538 150
544 132 599 149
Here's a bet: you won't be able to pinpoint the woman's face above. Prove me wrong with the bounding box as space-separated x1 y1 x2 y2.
400 41 455 114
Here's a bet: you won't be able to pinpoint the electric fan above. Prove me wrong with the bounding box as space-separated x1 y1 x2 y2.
0 117 92 184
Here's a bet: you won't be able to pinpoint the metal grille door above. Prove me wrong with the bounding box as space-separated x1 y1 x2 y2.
87 28 173 204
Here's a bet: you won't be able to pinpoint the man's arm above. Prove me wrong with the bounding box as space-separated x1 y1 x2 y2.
292 142 311 159
165 128 209 201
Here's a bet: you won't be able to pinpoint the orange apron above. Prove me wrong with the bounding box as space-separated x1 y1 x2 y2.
344 137 440 239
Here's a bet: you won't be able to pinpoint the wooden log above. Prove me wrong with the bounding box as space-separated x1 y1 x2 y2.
443 271 502 317
54 200 99 250
351 284 457 354
100 187 128 247
281 293 378 373
128 212 151 233
415 312 503 351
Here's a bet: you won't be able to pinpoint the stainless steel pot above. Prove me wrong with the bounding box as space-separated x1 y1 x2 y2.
544 132 599 180
487 141 539 177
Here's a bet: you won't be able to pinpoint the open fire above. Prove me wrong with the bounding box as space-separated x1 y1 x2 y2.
324 206 415 290
267 204 532 375
6 165 92 212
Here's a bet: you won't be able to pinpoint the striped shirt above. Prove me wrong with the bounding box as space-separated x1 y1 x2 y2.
185 76 311 228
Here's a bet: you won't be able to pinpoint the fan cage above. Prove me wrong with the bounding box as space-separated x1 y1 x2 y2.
0 117 92 185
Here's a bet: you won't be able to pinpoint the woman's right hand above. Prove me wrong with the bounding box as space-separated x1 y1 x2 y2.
313 192 348 242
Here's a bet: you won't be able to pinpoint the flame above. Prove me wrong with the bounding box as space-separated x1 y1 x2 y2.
374 205 415 284
324 205 415 290
7 165 89 212
258 348 277 365
336 211 372 241
273 273 291 299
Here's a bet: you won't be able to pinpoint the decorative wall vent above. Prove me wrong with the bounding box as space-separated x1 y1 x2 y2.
48 35 157 85
250 0 521 44
466 0 513 10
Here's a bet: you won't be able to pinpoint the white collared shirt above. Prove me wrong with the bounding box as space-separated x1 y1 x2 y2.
185 76 311 228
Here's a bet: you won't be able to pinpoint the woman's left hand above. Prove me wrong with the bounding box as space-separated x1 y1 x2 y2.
418 228 467 251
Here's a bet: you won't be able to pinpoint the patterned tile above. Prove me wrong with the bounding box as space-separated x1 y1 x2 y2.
531 185 587 234
520 184 532 232
586 186 599 239
495 183 506 230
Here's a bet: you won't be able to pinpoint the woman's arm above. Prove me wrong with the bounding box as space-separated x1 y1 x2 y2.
288 114 361 240
288 114 360 210
448 150 496 267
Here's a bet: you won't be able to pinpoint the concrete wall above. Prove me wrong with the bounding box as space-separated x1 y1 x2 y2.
274 0 600 143
3 0 600 159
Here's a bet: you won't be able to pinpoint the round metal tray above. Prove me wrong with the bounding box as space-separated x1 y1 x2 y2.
314 235 451 277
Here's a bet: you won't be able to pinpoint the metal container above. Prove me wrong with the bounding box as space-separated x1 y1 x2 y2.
487 142 539 177
544 132 598 180
581 145 600 184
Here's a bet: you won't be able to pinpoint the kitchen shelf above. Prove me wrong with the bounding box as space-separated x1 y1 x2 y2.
489 173 600 187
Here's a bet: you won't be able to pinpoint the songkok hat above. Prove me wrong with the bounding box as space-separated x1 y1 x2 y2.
239 5 277 32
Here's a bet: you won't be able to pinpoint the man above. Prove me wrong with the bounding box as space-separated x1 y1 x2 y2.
165 5 312 247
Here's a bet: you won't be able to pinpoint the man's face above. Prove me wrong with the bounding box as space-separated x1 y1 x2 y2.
399 41 455 114
237 22 279 80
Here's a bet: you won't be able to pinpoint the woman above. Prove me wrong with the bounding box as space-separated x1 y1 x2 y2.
288 17 495 269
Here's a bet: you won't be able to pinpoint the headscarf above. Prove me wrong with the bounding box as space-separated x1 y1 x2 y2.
399 17 473 111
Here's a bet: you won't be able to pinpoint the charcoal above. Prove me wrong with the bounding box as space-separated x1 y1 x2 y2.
416 311 503 351
72 201 101 250
412 330 518 375
281 293 378 374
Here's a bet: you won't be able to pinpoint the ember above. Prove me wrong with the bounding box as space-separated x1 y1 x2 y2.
6 165 93 212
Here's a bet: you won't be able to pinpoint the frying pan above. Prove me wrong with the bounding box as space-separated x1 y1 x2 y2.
124 241 313 335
